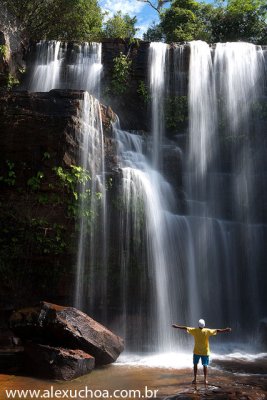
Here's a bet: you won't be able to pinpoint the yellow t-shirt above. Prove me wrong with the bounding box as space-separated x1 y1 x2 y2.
187 327 217 355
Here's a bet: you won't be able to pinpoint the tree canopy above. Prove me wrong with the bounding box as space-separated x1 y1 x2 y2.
103 11 138 39
3 0 103 41
209 0 267 43
3 0 267 43
144 0 267 44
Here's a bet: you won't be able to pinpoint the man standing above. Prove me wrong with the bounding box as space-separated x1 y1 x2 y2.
172 319 231 385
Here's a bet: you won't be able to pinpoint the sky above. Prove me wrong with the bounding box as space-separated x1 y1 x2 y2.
99 0 215 39
99 0 160 38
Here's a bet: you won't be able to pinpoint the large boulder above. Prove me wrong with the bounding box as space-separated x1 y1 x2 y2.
10 301 124 365
24 344 95 381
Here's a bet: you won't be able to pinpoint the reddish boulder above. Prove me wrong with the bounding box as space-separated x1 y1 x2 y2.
24 344 95 380
10 301 124 365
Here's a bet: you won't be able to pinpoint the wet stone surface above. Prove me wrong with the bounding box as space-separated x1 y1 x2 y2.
0 360 266 399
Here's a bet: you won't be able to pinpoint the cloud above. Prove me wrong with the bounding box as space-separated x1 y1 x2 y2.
100 0 145 18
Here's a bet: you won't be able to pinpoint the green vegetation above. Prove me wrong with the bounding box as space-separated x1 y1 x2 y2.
0 159 103 224
0 207 68 293
0 45 9 60
111 53 132 95
0 160 16 186
143 22 164 41
54 165 91 201
209 0 267 43
54 165 103 223
144 0 267 44
6 74 20 90
3 0 103 41
0 158 107 291
27 171 44 191
103 11 138 39
137 81 150 104
160 0 207 42
165 95 188 129
4 0 265 43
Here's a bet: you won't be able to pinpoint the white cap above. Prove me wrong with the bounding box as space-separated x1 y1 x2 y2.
198 319 205 328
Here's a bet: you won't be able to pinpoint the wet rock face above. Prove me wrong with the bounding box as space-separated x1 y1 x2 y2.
0 89 116 178
10 301 124 366
0 90 81 170
24 344 95 381
0 90 117 311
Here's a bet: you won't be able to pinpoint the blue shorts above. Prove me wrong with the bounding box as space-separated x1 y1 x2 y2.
193 354 209 366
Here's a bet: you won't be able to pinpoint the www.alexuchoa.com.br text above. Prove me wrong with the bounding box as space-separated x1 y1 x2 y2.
4 386 159 399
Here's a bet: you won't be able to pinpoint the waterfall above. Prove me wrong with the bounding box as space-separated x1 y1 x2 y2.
29 41 62 92
25 38 267 353
29 41 102 96
115 124 183 351
188 41 217 179
65 42 102 96
149 42 168 168
183 41 266 332
28 41 106 318
74 92 107 317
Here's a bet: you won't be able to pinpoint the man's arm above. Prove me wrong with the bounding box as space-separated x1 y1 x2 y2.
216 327 231 333
172 324 188 330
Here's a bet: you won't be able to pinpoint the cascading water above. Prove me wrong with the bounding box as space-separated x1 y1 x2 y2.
29 41 62 92
28 41 107 318
183 41 266 334
188 41 217 179
25 38 267 358
29 41 102 96
74 92 107 315
115 123 183 351
112 40 266 353
149 42 168 168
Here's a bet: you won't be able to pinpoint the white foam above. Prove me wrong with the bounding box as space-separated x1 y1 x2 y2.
213 352 267 362
115 351 267 369
116 352 196 369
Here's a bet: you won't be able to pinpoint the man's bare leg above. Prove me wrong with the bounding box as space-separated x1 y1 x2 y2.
203 365 208 385
192 364 197 384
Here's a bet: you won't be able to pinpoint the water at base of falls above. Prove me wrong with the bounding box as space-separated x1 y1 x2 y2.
116 350 267 370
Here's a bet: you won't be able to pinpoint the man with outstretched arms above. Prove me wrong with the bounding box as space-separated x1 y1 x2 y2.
172 319 231 385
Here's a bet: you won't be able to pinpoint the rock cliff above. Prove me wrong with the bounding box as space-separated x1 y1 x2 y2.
0 89 116 313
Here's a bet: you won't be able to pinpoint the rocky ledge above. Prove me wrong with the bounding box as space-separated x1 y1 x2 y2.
3 301 124 380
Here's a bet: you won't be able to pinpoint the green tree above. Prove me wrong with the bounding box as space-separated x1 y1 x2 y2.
144 0 267 43
143 22 164 41
103 11 138 39
160 0 208 42
111 52 132 94
210 0 267 43
3 0 103 41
